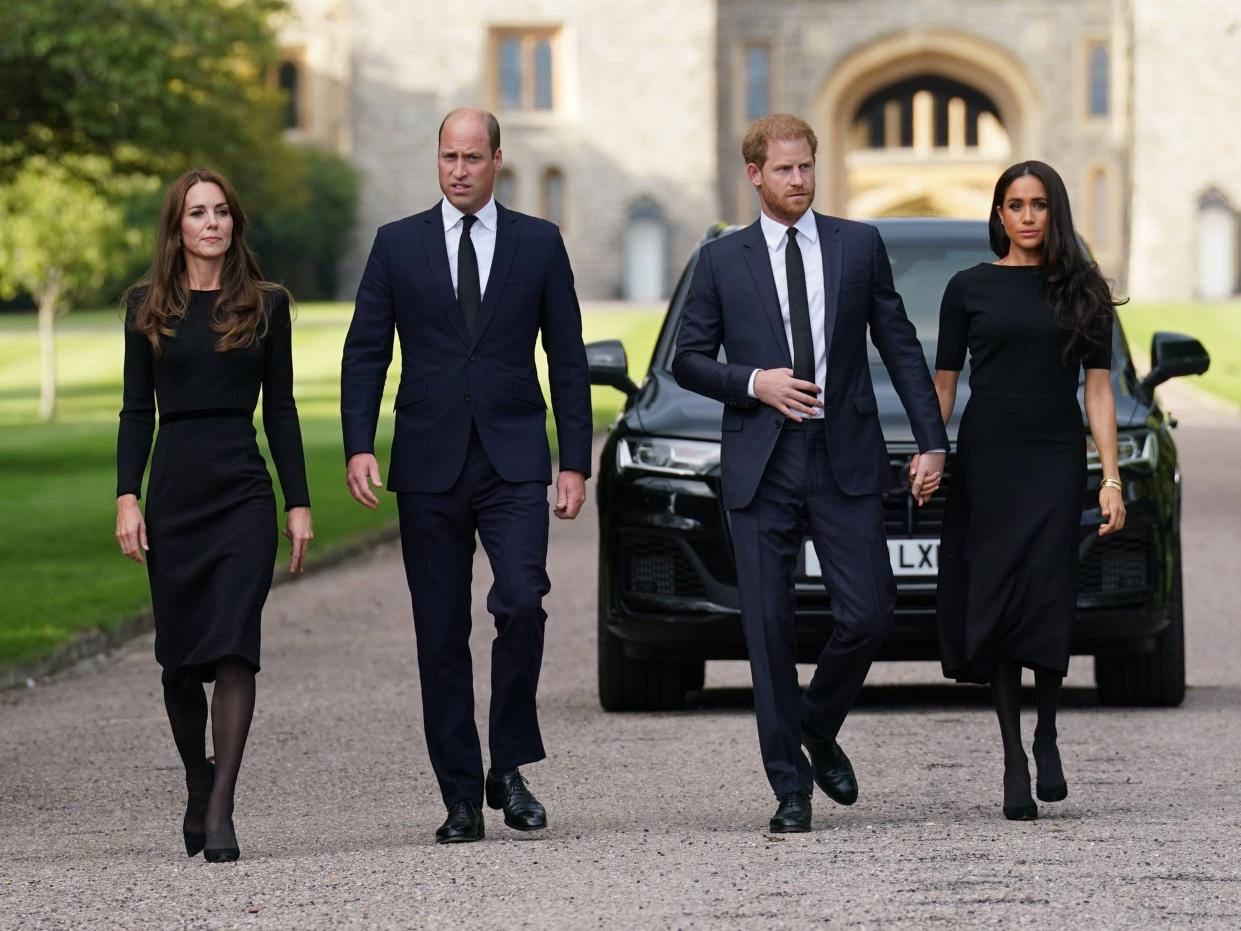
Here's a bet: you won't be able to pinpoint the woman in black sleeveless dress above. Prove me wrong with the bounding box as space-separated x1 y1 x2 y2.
115 169 312 860
931 161 1126 821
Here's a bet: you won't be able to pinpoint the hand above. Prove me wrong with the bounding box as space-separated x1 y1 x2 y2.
1098 486 1126 536
346 453 383 509
283 506 314 573
908 451 945 506
115 494 148 564
554 470 587 520
753 368 821 421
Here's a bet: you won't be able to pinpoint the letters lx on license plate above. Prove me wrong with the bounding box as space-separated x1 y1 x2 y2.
802 539 939 578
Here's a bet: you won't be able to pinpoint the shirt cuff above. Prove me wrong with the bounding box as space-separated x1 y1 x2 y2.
923 448 946 454
746 368 760 398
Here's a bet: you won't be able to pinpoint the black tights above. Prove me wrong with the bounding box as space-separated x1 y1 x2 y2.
163 658 256 849
990 657 1065 802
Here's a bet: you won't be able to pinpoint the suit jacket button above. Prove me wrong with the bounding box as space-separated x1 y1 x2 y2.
773 417 782 427
468 354 476 361
465 394 471 401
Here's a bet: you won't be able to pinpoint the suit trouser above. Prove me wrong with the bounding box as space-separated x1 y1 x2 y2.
396 426 551 807
729 423 895 798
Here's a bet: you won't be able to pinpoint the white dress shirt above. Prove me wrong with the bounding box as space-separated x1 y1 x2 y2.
442 196 498 298
746 209 827 418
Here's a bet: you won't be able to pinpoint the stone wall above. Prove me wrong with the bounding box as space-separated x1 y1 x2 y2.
1129 0 1241 299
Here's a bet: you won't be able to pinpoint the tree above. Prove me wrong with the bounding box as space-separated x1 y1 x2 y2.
0 0 290 181
0 156 155 420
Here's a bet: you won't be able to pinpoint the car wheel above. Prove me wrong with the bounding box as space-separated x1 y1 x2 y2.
597 600 691 712
1095 543 1186 708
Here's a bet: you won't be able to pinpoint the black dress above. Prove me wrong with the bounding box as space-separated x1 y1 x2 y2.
117 289 309 685
935 264 1111 683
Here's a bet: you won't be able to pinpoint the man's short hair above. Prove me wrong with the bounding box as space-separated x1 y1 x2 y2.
438 108 502 155
742 113 818 168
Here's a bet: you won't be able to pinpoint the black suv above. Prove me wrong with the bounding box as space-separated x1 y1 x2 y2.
589 218 1209 711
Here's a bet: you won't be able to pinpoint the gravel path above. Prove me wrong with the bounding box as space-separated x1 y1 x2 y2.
2 388 1239 929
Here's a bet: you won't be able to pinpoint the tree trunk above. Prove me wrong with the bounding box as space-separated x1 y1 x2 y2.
36 278 61 423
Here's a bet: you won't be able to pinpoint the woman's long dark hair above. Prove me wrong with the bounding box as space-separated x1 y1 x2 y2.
988 160 1124 361
124 168 284 356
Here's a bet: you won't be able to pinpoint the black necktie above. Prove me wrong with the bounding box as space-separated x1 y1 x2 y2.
458 214 481 337
785 227 815 384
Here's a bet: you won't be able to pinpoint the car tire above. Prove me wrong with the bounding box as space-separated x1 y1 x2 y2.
597 601 690 712
1095 543 1186 708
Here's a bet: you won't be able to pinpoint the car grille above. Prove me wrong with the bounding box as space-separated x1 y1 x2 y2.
621 534 707 598
883 454 952 534
1078 532 1152 594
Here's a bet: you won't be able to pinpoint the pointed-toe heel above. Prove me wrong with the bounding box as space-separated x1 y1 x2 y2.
184 829 206 858
182 761 215 858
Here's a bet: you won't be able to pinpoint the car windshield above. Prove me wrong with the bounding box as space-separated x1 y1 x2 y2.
655 235 992 370
653 230 1128 379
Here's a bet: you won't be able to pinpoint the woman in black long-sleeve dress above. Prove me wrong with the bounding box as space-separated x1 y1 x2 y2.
930 161 1126 821
115 168 312 861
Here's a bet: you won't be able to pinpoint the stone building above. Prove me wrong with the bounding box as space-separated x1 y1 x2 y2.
277 0 1240 301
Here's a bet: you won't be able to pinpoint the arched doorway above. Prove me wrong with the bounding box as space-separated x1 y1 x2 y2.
813 29 1044 220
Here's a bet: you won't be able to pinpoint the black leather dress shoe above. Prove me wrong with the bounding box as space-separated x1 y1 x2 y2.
485 768 547 831
802 726 859 806
435 800 484 844
769 792 812 833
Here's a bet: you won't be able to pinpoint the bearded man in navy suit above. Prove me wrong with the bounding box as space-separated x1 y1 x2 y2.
673 114 948 833
341 108 592 843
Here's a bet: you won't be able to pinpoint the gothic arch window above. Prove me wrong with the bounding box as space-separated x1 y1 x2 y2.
496 168 516 208
1197 188 1240 300
541 168 565 229
744 44 771 121
1087 166 1109 251
623 198 667 301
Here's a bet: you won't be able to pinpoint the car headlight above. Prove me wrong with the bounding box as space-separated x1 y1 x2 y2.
617 436 721 476
1087 430 1158 473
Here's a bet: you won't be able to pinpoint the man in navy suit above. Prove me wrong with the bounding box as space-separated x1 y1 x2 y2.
673 114 948 833
341 108 592 843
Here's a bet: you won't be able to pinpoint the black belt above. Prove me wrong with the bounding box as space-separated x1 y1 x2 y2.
159 408 251 425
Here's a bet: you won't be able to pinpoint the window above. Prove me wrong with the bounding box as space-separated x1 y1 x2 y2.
496 168 516 207
541 168 564 228
277 59 301 130
1088 44 1110 117
493 29 558 111
744 45 771 121
1090 169 1109 249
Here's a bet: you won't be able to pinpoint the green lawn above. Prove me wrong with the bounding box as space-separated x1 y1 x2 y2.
1119 301 1241 406
0 303 663 669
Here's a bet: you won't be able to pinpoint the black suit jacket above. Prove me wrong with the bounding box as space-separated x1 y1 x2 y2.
341 202 593 493
672 213 948 510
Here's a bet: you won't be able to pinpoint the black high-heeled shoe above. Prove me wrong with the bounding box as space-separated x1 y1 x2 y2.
1033 736 1068 802
1002 758 1038 821
203 818 240 863
182 762 215 858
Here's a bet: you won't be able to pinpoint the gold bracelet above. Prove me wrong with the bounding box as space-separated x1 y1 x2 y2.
1100 477 1123 492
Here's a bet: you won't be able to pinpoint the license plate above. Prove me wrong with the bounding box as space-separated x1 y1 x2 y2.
803 539 939 578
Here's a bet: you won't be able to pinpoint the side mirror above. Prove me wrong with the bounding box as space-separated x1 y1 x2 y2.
1138 332 1210 403
586 339 639 397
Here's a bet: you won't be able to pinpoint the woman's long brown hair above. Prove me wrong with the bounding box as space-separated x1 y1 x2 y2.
124 168 283 355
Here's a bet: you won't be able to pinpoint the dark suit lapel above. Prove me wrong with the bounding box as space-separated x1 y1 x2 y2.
740 220 792 368
472 203 520 348
817 213 843 369
422 202 471 347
